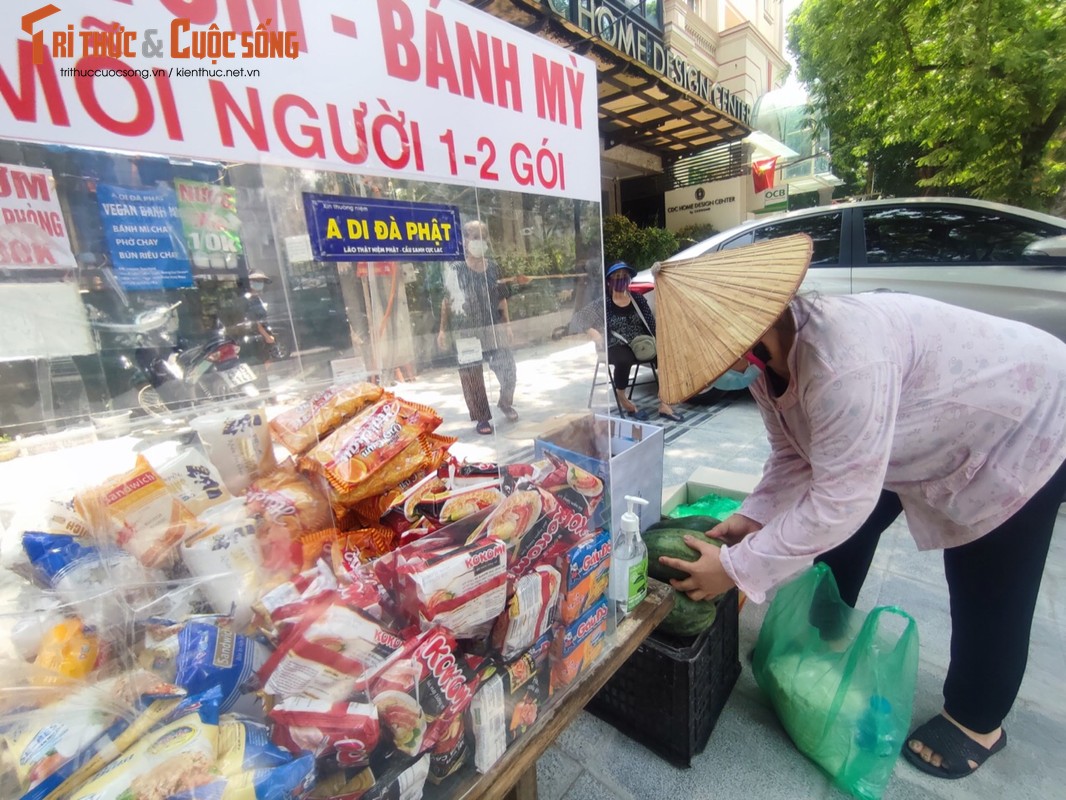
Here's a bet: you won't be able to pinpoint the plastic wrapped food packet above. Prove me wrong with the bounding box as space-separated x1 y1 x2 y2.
140 619 269 712
195 752 316 800
190 408 277 495
21 532 166 631
181 500 264 626
32 617 102 681
269 697 380 767
151 444 232 515
492 565 561 661
216 714 295 774
5 669 187 800
370 626 480 758
299 397 442 505
74 455 202 569
245 462 333 540
330 527 397 580
254 561 338 641
65 686 222 800
259 603 405 703
270 382 385 455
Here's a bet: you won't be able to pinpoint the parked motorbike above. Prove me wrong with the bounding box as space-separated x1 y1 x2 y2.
137 312 260 417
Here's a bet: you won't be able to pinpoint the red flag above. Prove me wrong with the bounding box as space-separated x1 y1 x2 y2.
752 157 778 193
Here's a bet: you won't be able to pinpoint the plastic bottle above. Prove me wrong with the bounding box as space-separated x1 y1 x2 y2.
609 495 649 624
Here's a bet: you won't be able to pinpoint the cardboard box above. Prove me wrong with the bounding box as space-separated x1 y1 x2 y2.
549 596 609 694
534 413 664 536
556 528 611 625
660 467 756 517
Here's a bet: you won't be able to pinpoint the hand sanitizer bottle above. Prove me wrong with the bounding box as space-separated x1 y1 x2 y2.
609 495 649 623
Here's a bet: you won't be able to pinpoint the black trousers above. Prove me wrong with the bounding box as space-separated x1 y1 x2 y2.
816 456 1066 734
458 348 516 423
607 343 637 391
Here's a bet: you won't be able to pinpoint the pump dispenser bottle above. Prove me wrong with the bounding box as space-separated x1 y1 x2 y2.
609 495 649 624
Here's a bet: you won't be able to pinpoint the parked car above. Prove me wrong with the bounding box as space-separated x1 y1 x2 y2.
631 197 1066 340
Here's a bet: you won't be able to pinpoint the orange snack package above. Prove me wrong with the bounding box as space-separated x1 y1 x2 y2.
74 455 201 568
331 527 398 580
300 398 444 504
245 461 333 538
350 437 454 524
270 382 384 454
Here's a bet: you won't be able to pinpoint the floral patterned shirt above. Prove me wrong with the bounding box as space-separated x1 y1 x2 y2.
721 293 1066 603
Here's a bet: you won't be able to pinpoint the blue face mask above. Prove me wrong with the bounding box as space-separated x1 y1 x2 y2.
713 363 762 391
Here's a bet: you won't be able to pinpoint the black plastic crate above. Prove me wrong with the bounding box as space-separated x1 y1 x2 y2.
586 588 741 768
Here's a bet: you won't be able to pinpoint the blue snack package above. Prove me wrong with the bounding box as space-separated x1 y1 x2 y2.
172 753 316 800
175 622 268 712
217 715 293 774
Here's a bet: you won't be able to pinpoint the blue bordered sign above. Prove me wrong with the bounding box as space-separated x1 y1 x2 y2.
303 194 463 262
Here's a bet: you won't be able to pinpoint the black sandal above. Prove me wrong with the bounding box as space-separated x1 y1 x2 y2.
475 420 493 435
902 715 1006 779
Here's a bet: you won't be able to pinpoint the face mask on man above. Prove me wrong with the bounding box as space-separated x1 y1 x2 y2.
466 239 488 259
250 281 266 292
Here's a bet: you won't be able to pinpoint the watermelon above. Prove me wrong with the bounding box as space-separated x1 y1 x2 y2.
646 528 723 583
647 515 721 535
658 590 719 637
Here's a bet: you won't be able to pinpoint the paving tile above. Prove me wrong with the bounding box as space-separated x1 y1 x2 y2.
560 769 637 800
535 747 584 800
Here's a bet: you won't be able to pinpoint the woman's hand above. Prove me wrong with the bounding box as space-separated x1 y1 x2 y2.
659 536 736 601
707 513 761 546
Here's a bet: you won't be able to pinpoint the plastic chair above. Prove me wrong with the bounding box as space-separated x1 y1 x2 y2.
588 353 658 412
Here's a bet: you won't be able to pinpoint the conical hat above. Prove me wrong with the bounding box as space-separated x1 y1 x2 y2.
653 233 813 404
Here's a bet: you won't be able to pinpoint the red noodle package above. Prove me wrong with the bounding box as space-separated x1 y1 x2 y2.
260 602 404 702
269 697 381 768
370 626 479 757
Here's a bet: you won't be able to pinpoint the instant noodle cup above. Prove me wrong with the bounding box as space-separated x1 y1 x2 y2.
74 455 202 569
270 382 384 455
190 408 277 495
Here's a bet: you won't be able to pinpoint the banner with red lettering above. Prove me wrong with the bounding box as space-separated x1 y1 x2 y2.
0 163 76 269
0 0 600 201
752 157 778 193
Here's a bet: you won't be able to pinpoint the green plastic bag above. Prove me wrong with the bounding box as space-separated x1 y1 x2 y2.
752 564 919 800
668 491 741 520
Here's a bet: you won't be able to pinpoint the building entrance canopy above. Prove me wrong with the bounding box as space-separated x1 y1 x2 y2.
474 0 752 163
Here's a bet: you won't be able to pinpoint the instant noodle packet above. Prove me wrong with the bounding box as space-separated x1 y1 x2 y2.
245 463 333 540
65 687 222 800
492 565 561 661
269 382 384 455
259 603 405 703
370 626 479 758
74 455 202 569
330 527 397 580
216 714 294 775
269 697 380 767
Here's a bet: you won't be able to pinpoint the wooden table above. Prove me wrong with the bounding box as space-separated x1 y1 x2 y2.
437 580 675 800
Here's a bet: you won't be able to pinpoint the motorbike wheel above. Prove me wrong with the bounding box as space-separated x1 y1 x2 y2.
138 385 173 419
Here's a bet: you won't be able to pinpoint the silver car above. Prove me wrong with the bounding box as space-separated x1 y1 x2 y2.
632 197 1066 340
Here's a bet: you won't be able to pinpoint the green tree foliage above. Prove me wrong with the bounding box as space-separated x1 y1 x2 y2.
602 215 679 270
789 0 1066 209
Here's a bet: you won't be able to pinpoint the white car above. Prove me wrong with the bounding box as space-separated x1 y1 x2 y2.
632 197 1066 340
